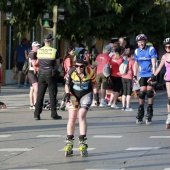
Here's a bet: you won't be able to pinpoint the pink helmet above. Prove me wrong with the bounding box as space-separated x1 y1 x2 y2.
136 34 147 42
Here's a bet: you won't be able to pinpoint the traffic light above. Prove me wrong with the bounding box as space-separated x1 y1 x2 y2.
42 11 53 28
53 6 65 23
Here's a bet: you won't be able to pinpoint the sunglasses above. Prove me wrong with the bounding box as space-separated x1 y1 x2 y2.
165 46 170 49
75 65 84 69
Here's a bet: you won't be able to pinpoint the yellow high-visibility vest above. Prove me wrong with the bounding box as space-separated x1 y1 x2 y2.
37 46 56 60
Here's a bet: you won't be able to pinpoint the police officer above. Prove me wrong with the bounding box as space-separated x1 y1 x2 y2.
34 34 62 120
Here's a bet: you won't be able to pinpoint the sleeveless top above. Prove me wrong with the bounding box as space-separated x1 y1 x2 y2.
163 54 170 81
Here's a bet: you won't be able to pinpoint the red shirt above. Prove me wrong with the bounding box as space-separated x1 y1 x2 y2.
64 57 73 78
95 53 110 74
110 56 124 77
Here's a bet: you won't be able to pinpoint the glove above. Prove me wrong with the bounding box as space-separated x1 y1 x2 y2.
65 93 70 102
133 76 137 83
150 74 157 81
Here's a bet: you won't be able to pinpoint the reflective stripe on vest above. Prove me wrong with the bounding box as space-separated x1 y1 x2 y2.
37 46 56 60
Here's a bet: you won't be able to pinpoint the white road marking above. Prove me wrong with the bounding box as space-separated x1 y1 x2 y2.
8 169 48 170
0 135 11 138
93 135 122 138
85 169 125 170
126 147 160 150
37 135 62 138
0 148 32 152
150 136 170 138
59 148 96 151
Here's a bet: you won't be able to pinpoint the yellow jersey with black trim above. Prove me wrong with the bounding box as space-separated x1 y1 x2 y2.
37 46 58 72
66 66 96 93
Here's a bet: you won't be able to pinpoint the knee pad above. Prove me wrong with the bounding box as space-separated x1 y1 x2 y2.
138 91 146 99
146 90 154 98
168 97 170 105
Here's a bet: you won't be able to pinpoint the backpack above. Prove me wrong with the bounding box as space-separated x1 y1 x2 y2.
119 60 129 75
103 63 111 77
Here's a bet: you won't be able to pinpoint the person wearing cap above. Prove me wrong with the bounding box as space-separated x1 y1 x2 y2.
64 51 97 157
27 41 40 110
34 34 62 120
91 45 112 107
14 38 29 88
133 34 157 125
108 46 124 109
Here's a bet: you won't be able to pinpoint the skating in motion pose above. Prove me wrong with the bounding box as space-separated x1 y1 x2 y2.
64 49 97 157
148 38 170 129
133 34 157 125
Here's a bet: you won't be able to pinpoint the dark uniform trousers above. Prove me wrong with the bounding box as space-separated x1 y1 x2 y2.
34 71 57 118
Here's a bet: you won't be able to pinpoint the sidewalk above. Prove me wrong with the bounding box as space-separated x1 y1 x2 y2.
0 83 65 108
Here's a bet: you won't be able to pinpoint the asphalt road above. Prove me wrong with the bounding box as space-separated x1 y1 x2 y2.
0 85 170 170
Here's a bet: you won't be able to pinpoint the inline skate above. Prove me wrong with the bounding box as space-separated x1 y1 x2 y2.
136 105 144 124
166 114 170 129
145 105 153 125
64 136 74 157
78 136 88 157
0 101 6 109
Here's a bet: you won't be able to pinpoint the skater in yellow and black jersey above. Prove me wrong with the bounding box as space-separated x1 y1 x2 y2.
64 49 97 157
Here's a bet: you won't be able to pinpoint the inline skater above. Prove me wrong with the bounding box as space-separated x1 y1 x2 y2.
133 34 157 124
64 49 97 157
148 38 170 129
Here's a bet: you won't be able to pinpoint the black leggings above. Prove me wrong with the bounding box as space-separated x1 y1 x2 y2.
122 78 132 96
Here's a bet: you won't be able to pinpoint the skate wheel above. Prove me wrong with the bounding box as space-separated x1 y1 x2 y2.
166 124 170 129
80 150 88 157
136 119 142 125
146 119 152 125
65 150 73 157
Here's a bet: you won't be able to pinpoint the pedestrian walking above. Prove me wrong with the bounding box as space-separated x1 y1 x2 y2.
64 50 97 157
14 38 29 88
34 34 62 120
121 50 135 111
91 45 112 107
133 34 158 124
27 41 40 110
148 38 170 129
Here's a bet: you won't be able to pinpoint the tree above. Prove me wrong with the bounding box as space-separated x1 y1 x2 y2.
0 0 170 44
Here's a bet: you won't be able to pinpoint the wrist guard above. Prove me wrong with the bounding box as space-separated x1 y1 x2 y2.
150 74 156 81
65 93 70 102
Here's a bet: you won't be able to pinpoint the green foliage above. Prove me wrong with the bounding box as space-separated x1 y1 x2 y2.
0 0 170 43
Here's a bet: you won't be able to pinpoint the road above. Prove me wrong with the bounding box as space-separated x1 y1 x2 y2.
0 85 170 170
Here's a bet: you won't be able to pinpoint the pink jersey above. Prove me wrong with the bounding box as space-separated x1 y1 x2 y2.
163 54 170 81
122 59 135 79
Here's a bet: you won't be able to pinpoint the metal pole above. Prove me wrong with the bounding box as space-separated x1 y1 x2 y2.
53 5 58 48
8 26 11 69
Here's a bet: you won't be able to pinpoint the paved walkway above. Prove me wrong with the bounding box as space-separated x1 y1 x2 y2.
0 83 65 108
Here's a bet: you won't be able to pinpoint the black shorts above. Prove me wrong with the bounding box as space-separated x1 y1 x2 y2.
28 70 38 86
122 78 132 95
110 76 122 93
139 77 153 87
17 62 24 71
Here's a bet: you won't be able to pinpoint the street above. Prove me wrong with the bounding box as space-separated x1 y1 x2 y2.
0 85 170 170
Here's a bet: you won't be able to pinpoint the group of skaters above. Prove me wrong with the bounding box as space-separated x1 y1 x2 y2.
62 34 170 157
1 33 170 157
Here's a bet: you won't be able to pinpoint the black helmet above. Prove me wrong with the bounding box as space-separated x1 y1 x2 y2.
136 34 147 42
75 49 88 65
163 38 170 45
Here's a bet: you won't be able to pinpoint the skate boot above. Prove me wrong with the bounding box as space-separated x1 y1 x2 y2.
136 105 144 124
145 105 153 125
64 136 74 157
78 136 88 157
0 101 6 109
166 114 170 129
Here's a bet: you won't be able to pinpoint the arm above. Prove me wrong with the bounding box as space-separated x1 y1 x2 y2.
14 50 17 66
153 57 165 76
25 50 28 59
133 60 139 77
151 58 157 74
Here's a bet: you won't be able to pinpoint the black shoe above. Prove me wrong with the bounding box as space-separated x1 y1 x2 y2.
34 115 41 120
52 115 62 120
